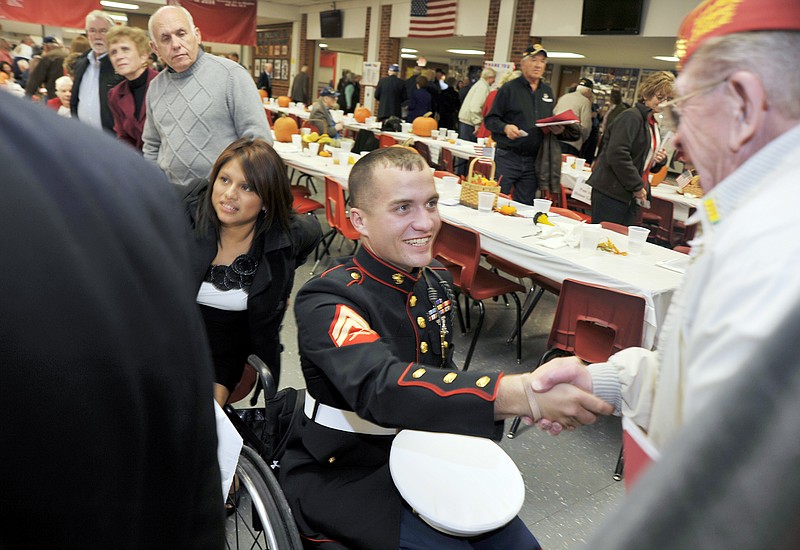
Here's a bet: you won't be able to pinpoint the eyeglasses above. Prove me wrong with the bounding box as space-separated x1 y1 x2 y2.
658 77 728 130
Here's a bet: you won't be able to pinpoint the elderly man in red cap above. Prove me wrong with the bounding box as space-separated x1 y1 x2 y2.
530 1 800 543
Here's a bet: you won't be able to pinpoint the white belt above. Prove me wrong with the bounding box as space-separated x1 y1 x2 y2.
304 393 397 436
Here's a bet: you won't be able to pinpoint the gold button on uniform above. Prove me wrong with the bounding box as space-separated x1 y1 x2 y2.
350 272 361 280
443 372 457 384
412 368 426 378
409 295 417 307
443 341 449 349
417 316 426 329
476 376 491 388
392 273 405 285
420 342 429 353
328 457 336 464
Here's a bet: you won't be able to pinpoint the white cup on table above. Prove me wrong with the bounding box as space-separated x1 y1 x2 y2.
575 158 586 171
291 134 302 149
366 116 377 127
476 137 487 146
565 155 576 168
339 140 353 153
307 142 320 156
401 122 413 133
441 176 460 186
580 224 603 252
533 198 552 213
301 127 311 136
477 192 495 214
627 226 650 255
430 129 439 140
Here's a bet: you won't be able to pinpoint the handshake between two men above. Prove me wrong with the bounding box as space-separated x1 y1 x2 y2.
495 356 611 435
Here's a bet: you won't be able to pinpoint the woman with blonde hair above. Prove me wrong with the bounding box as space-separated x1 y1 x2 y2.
588 70 675 225
106 26 159 150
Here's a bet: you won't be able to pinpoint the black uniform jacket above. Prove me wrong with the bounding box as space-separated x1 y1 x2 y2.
588 101 666 204
70 51 125 131
281 246 505 550
180 178 321 383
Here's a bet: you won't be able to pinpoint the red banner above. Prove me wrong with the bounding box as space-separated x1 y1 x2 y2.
172 0 257 46
0 0 97 28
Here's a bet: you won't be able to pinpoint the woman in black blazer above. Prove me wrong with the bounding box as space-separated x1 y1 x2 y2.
181 138 321 405
588 71 675 225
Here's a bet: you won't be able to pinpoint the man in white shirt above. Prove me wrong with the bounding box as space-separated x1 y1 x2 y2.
554 77 594 156
458 67 495 142
70 10 123 131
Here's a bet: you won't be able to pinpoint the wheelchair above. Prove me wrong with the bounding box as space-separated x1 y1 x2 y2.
221 355 303 550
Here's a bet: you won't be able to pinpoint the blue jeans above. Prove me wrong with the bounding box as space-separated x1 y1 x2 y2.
494 147 538 206
399 506 541 549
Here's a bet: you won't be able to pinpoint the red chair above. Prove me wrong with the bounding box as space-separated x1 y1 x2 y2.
600 221 629 235
412 141 438 169
641 195 675 246
673 206 698 247
433 222 525 370
301 119 321 134
378 133 396 148
550 206 590 222
507 279 646 440
433 170 458 180
265 108 274 126
292 186 324 215
311 177 360 274
440 147 455 173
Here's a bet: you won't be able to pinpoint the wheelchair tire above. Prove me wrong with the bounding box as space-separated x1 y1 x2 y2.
225 445 303 550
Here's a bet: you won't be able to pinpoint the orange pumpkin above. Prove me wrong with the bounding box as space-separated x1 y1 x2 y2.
412 112 438 137
258 89 268 101
390 141 419 155
354 107 371 123
277 95 291 108
273 116 299 142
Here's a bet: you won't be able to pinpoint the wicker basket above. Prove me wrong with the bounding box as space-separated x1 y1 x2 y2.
459 157 500 209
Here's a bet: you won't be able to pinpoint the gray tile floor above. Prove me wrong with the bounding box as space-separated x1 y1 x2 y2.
239 180 625 548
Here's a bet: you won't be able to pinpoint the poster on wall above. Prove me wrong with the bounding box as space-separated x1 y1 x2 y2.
362 62 381 87
484 61 515 88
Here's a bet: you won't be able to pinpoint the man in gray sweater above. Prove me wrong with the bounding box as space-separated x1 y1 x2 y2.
143 5 272 186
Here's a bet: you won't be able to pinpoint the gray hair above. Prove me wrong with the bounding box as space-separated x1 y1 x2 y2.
85 10 115 30
148 5 197 43
480 67 496 80
687 31 800 119
55 75 73 89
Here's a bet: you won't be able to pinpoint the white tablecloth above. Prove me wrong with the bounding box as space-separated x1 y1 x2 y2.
435 179 686 349
651 183 701 222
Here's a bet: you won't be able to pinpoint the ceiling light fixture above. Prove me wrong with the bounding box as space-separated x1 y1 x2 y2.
446 49 485 55
400 53 417 59
653 55 679 62
319 43 328 48
108 13 129 22
401 48 418 53
546 52 585 59
100 1 140 9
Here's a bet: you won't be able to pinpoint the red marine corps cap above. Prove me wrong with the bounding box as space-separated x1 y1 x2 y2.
676 0 800 69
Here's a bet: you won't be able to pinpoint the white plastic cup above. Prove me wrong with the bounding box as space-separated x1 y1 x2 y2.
580 224 603 252
533 198 552 213
301 127 311 136
289 102 296 108
339 140 353 153
430 129 439 140
307 142 320 156
476 137 487 146
366 116 377 127
477 192 495 214
627 226 650 255
575 158 586 171
442 176 459 187
565 155 576 167
401 122 413 133
291 134 302 149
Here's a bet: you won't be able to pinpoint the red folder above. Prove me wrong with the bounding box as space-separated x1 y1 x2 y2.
535 109 580 127
621 416 661 491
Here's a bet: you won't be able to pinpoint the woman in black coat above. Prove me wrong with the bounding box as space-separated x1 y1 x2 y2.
588 71 674 225
182 138 321 405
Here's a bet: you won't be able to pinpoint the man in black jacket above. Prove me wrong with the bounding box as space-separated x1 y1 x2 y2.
70 10 123 131
374 63 406 121
485 45 567 205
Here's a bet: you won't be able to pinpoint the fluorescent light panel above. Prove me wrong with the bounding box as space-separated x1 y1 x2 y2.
400 53 417 59
401 48 418 53
446 49 485 55
653 55 679 62
546 52 585 59
108 14 128 22
100 1 140 9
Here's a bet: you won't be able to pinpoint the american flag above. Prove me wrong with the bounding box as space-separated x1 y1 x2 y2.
408 0 457 39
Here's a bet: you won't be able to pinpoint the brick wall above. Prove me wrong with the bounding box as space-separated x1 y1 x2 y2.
511 0 536 62
483 0 501 63
375 4 401 114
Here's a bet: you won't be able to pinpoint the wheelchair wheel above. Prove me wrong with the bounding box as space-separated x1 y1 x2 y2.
225 445 303 550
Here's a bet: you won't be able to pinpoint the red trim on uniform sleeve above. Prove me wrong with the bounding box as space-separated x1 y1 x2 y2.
329 304 380 347
397 363 499 401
